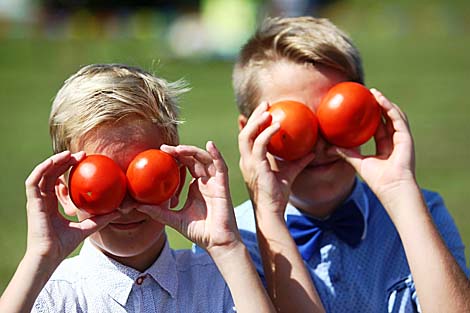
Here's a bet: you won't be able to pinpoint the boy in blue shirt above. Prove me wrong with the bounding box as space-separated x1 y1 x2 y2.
232 16 470 312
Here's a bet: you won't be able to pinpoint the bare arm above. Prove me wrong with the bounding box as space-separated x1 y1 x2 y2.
237 102 325 313
137 142 275 313
387 184 470 312
0 151 118 313
335 89 470 312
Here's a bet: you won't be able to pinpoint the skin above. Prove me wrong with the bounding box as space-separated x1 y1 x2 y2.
239 60 356 218
0 117 275 313
238 58 470 312
59 120 170 271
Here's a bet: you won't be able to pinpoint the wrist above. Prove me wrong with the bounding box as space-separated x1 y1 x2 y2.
15 251 60 290
378 180 428 222
23 248 62 275
206 239 247 264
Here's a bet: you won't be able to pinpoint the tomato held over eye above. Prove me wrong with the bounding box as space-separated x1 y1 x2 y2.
69 155 127 215
317 82 381 148
126 149 180 205
265 100 319 161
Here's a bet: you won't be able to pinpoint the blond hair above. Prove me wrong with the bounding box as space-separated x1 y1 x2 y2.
49 64 188 153
233 16 364 117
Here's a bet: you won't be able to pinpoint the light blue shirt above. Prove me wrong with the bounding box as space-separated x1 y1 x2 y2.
232 180 469 313
33 239 235 313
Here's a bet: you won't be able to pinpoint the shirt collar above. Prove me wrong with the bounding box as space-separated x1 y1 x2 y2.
79 239 178 306
285 177 370 241
145 240 178 299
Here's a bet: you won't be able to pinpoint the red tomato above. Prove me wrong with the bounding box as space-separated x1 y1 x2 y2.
69 155 127 215
317 82 381 148
266 100 319 161
126 149 180 205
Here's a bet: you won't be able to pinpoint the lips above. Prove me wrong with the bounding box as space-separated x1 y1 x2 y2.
109 220 146 230
307 158 340 169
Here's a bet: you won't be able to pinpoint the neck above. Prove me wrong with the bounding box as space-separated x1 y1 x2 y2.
99 235 167 272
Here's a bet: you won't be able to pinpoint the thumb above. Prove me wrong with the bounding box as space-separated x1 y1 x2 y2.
137 205 181 231
75 211 120 238
329 146 364 172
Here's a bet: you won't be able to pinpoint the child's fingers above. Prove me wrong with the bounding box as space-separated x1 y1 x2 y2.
206 141 228 178
332 147 364 172
137 205 181 231
373 116 393 157
249 101 270 121
38 151 86 194
175 145 214 178
252 122 280 161
159 144 177 155
175 145 213 164
371 89 410 135
26 151 74 200
162 145 211 178
238 102 271 157
74 211 120 238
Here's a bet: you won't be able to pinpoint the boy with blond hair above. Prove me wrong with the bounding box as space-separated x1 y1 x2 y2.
231 16 470 312
0 63 278 313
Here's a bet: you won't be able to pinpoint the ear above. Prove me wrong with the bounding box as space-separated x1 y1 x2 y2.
56 175 78 217
238 114 248 131
170 165 187 208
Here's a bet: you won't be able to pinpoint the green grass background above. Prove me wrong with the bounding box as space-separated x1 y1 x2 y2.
1 1 469 292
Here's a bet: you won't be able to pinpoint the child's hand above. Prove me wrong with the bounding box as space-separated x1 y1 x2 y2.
137 142 240 257
238 102 315 217
330 89 416 209
25 151 119 265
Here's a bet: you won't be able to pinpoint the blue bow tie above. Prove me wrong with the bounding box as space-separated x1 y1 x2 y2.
286 200 365 261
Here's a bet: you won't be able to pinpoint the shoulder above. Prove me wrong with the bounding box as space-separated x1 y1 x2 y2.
364 182 468 275
171 249 233 297
172 249 226 280
33 256 87 312
48 254 84 284
361 182 447 217
418 188 457 230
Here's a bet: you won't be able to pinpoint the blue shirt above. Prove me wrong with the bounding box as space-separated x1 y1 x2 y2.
200 179 468 313
33 239 235 313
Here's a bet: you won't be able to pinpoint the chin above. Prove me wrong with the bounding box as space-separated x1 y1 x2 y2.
89 228 166 258
290 163 356 213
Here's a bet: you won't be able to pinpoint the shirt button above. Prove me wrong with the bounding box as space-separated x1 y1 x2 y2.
136 275 147 285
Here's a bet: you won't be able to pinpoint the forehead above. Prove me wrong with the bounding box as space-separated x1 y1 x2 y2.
257 59 347 110
72 118 165 168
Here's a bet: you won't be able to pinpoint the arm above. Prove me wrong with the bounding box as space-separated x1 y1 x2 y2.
0 151 118 313
237 102 325 313
334 89 470 312
137 141 275 313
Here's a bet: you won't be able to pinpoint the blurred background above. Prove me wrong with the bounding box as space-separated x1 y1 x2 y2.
1 0 469 292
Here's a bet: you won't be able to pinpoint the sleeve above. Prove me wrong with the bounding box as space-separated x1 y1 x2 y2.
32 288 53 313
386 190 469 313
424 190 469 277
32 282 80 313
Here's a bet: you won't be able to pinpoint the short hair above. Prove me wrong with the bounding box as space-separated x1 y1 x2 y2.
233 16 364 117
49 64 188 153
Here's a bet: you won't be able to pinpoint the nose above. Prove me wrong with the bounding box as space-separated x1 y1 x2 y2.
117 192 139 215
314 135 332 154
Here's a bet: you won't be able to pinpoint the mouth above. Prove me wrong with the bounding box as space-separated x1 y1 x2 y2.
109 220 146 230
306 159 340 170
